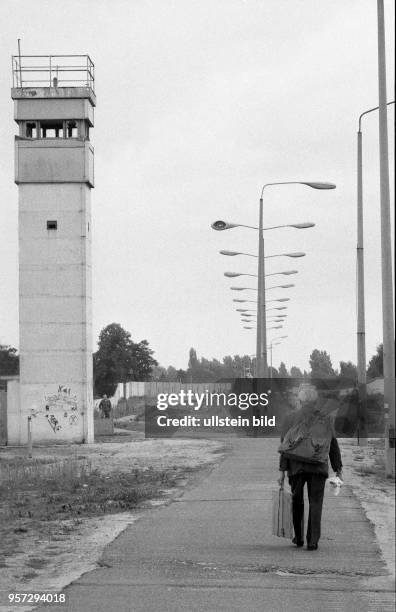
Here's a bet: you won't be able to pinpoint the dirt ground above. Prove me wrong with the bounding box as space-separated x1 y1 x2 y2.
339 438 395 578
0 433 394 612
0 433 226 612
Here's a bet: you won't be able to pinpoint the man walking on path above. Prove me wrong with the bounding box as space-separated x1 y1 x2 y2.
278 385 343 550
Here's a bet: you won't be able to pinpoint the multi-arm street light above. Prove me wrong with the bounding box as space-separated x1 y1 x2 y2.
236 306 287 313
220 250 306 259
224 270 298 278
253 182 335 377
212 221 315 232
233 298 289 304
244 325 283 331
212 211 320 377
230 284 294 291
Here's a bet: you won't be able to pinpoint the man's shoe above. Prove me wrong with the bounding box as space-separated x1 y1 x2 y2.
292 537 304 547
306 544 318 551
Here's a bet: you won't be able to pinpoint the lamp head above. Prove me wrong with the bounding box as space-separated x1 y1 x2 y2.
303 182 336 190
211 220 238 231
219 250 240 256
290 222 315 229
224 272 241 278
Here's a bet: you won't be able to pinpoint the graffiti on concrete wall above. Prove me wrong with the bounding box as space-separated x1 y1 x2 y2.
44 385 79 432
31 385 80 433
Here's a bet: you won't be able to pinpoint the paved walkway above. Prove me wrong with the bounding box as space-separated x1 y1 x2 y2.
40 439 394 612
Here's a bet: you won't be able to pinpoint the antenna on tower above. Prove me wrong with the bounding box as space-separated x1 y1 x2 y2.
17 38 22 87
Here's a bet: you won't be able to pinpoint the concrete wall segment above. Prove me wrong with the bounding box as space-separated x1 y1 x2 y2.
20 323 89 352
20 296 92 324
20 352 91 384
13 98 94 124
19 267 88 297
15 141 94 186
11 87 96 107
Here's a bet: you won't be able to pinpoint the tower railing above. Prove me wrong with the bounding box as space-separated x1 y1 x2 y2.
12 54 95 92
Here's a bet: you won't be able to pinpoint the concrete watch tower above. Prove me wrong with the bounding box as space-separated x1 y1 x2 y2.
10 54 95 444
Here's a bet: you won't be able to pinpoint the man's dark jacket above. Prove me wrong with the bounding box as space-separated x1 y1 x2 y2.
279 409 343 477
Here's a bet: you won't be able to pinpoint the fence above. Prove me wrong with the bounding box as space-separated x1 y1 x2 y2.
12 54 95 90
115 381 233 399
94 381 233 420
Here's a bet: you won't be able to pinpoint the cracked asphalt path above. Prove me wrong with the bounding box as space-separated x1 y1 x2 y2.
38 439 395 611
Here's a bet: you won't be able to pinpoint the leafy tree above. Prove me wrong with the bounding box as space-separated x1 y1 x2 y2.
290 366 303 378
367 344 383 379
93 323 157 397
151 365 167 381
309 349 336 378
222 356 237 378
269 366 278 378
0 344 19 376
278 362 289 377
131 339 157 380
165 366 179 381
176 369 187 382
208 358 224 380
186 348 213 382
339 360 358 381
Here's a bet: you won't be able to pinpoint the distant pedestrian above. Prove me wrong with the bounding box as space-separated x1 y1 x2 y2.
278 385 343 551
99 394 112 419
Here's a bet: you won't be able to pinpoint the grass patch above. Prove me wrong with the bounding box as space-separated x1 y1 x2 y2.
0 457 92 486
0 458 182 523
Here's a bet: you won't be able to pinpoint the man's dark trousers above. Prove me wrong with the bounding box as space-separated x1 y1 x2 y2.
289 473 326 546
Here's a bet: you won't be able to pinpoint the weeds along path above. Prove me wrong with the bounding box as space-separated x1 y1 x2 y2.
0 435 227 606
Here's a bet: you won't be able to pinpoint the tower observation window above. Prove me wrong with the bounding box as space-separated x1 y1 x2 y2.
26 122 37 138
40 120 64 138
21 120 87 139
66 121 78 138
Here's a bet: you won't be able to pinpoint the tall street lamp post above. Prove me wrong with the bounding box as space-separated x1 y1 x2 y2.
357 99 394 446
377 0 395 477
256 181 336 377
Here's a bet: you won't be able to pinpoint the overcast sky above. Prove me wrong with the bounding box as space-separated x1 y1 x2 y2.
0 0 394 373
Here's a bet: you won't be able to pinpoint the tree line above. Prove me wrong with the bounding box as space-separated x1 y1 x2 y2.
0 323 385 396
153 346 383 383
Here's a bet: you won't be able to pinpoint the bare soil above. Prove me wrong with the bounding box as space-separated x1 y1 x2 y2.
339 438 395 578
0 433 226 611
